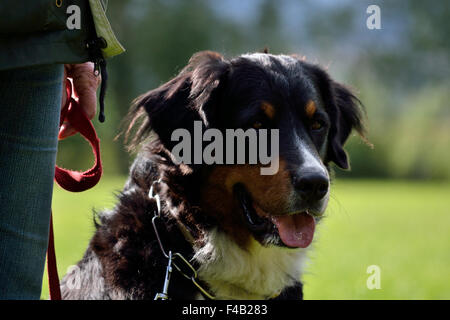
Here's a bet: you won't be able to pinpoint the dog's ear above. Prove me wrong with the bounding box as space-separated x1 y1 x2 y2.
303 63 366 169
326 82 365 169
125 51 229 149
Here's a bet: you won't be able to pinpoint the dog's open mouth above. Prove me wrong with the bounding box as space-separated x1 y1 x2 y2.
234 184 315 248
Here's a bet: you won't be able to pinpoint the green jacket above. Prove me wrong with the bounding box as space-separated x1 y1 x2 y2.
0 0 124 70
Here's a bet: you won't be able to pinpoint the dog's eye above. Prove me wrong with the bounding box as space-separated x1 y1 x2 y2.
311 120 323 131
253 121 263 129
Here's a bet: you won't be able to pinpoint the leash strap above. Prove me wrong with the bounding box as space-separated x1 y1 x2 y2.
47 79 103 300
54 79 103 191
47 212 61 300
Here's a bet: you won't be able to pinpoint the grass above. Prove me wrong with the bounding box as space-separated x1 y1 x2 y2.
42 178 450 299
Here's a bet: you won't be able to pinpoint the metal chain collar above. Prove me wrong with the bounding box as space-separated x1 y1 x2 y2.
149 179 215 300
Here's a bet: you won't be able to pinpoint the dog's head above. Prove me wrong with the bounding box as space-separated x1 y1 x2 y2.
127 51 365 249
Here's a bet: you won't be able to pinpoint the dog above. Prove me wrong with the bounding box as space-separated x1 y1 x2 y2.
61 51 365 300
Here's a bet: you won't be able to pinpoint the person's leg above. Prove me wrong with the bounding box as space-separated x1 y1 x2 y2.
0 64 63 299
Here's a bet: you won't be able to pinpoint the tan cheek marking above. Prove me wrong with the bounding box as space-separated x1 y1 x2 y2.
305 100 316 118
200 158 295 249
242 158 294 212
261 101 276 120
200 165 252 248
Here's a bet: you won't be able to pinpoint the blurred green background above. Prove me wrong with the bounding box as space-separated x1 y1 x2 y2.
44 0 450 299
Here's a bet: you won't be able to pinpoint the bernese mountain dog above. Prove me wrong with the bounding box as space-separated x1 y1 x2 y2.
61 51 366 300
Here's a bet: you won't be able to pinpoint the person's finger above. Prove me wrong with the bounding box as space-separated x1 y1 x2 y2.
69 63 100 120
58 123 77 140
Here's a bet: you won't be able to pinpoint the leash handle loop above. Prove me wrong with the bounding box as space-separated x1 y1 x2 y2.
54 79 103 192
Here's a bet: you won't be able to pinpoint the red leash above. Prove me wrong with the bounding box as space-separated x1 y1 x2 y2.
47 79 103 299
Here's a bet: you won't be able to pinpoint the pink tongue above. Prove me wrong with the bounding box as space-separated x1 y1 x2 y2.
272 213 315 248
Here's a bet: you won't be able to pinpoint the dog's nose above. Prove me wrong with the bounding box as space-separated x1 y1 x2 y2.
295 172 329 202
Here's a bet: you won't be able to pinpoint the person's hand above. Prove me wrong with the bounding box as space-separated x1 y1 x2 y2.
59 62 101 140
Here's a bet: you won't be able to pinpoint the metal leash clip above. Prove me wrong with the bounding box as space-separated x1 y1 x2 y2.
154 251 173 300
149 178 215 300
171 252 215 300
148 178 162 217
149 178 170 260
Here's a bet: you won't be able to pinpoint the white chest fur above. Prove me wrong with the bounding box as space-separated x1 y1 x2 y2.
193 229 308 299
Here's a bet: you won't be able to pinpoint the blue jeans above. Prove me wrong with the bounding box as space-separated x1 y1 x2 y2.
0 64 63 299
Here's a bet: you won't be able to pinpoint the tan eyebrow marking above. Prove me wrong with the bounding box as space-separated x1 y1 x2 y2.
305 100 316 118
261 101 276 119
